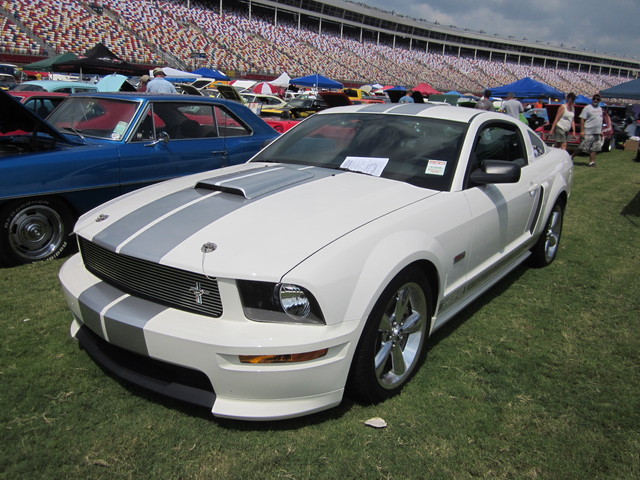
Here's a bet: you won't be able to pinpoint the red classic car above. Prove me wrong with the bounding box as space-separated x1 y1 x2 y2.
9 91 68 118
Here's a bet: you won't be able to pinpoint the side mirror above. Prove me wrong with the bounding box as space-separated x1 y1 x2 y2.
470 160 521 185
145 131 170 147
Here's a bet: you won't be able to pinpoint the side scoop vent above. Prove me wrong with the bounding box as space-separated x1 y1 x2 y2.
195 166 314 199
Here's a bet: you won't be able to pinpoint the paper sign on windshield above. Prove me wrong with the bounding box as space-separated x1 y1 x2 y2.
341 156 389 176
425 159 447 176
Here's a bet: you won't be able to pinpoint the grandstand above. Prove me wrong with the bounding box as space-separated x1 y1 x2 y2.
0 0 638 94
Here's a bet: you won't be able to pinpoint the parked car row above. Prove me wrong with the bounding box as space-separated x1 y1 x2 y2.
0 90 279 266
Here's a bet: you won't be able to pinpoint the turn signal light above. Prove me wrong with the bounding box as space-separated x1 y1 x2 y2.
239 349 328 364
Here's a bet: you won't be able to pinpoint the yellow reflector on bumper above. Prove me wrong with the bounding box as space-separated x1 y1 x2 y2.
239 349 328 364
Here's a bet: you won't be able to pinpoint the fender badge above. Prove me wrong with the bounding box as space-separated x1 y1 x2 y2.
95 214 109 222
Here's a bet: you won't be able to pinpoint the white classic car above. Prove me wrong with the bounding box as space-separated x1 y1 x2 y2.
59 103 573 420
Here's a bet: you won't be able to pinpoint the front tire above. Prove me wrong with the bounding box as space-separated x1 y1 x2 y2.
0 197 74 266
528 200 564 268
348 267 432 404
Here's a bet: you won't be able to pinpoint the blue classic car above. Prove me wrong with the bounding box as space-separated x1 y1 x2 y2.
0 90 279 266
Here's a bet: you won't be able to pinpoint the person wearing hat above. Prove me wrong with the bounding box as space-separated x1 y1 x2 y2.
137 74 150 92
146 67 177 94
571 94 609 167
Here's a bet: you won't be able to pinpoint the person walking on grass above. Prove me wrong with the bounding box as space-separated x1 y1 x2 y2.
551 92 576 150
571 94 609 167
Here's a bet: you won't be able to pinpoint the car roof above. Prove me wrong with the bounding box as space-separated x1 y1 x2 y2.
314 102 498 123
68 91 242 104
19 80 98 90
9 91 69 99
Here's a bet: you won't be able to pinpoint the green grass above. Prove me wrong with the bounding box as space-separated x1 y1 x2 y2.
2 149 639 480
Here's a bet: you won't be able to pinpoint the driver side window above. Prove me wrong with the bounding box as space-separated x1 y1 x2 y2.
474 124 527 167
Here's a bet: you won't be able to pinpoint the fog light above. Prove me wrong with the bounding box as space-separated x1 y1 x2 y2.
239 349 328 364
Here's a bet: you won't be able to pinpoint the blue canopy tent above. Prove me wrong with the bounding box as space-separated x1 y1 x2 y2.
600 77 640 101
290 74 343 89
191 67 230 81
575 94 592 105
490 77 565 100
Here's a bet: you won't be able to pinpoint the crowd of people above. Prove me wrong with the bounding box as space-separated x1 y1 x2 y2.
0 0 633 95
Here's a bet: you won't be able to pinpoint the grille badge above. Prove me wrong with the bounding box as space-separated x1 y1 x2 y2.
189 282 210 305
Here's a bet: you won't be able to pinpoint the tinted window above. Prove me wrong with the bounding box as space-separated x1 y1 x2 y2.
473 124 527 166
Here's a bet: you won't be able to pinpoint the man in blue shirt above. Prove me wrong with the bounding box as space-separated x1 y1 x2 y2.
399 90 414 104
147 68 177 94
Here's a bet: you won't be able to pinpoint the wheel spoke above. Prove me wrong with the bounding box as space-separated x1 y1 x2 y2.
378 313 393 333
374 340 393 377
390 343 407 376
548 211 560 231
402 310 424 334
393 287 410 321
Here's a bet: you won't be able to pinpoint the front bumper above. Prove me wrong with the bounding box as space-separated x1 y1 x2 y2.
60 253 358 420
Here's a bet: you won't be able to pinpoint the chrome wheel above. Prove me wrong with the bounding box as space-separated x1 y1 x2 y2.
529 200 564 268
542 204 563 264
348 267 432 404
374 281 429 389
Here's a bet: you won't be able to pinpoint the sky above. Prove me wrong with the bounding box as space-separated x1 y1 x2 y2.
361 0 640 61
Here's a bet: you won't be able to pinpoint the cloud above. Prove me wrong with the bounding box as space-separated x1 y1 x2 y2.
361 0 639 59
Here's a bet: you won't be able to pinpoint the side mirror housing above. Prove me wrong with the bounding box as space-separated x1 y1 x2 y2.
470 160 521 185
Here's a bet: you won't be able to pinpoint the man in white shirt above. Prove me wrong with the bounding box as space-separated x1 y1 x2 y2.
571 94 608 167
501 92 523 119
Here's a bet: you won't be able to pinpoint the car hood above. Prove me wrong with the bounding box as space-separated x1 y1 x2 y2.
0 89 72 144
76 163 437 280
216 84 244 103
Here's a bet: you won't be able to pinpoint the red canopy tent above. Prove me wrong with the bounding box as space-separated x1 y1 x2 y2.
412 82 441 96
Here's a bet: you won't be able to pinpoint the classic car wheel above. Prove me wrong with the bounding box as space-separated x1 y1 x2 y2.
0 198 74 266
603 138 613 153
529 201 564 268
348 267 432 404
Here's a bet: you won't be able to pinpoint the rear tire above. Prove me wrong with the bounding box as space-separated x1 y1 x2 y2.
348 267 432 404
528 200 564 268
0 197 75 266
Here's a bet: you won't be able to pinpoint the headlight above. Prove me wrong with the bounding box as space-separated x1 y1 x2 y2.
237 280 325 325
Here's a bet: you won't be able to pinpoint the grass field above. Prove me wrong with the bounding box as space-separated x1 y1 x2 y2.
1 149 639 480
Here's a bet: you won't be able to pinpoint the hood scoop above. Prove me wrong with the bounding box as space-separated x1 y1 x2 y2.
195 166 315 199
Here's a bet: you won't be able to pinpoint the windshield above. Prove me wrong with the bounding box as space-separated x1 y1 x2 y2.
48 97 140 140
251 112 465 191
287 98 315 108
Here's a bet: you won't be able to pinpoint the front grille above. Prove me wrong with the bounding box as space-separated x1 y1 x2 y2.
79 237 223 317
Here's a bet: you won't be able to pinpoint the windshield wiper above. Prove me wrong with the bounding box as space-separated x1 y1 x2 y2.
62 126 86 142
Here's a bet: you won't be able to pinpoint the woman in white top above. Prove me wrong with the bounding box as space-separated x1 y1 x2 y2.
551 92 576 150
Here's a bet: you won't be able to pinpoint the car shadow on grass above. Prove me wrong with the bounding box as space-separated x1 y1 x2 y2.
621 191 640 227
